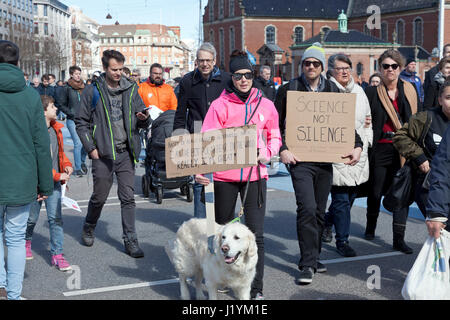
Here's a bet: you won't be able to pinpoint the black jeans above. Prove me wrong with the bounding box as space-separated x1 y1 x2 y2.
367 143 409 226
214 179 266 297
85 151 137 239
289 162 333 270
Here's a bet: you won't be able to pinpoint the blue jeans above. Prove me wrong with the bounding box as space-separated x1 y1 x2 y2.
66 119 87 171
325 186 357 245
0 203 31 300
26 183 64 256
193 182 206 218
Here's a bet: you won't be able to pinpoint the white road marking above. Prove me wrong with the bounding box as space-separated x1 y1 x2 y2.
320 251 404 264
63 278 180 297
62 251 405 297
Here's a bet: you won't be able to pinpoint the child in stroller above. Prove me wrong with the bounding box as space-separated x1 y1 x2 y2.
141 110 194 204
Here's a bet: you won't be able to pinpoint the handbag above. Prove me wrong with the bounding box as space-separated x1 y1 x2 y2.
383 110 431 212
402 230 450 300
382 161 415 212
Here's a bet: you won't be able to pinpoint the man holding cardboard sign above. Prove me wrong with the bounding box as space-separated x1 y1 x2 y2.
275 43 363 285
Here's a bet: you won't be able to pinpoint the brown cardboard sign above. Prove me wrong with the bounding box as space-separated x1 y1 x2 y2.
165 125 258 178
286 91 356 163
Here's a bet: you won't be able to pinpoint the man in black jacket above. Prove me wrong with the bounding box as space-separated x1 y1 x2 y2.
275 43 363 285
254 65 276 102
56 66 87 176
173 42 231 219
424 44 450 93
76 50 150 258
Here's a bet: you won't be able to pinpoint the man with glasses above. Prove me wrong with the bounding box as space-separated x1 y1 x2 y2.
275 43 363 285
254 65 276 102
131 69 142 84
173 42 231 219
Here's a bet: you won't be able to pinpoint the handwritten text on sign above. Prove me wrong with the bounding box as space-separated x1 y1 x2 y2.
286 91 356 163
165 125 258 178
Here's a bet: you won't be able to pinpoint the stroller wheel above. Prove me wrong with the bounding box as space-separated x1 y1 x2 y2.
186 184 194 203
156 186 163 204
142 175 149 198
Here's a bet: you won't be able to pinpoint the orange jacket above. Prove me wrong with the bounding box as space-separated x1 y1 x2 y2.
138 80 178 112
49 120 73 183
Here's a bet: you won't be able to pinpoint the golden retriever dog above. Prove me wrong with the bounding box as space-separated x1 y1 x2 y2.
165 218 258 300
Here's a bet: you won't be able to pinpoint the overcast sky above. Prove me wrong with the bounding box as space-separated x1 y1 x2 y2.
64 0 204 42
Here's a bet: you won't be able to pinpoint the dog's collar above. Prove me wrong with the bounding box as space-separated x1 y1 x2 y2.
228 217 241 224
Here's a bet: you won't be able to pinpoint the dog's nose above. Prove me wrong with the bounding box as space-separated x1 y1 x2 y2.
221 245 229 254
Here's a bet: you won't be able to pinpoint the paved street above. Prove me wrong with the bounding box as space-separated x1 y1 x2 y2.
21 125 428 301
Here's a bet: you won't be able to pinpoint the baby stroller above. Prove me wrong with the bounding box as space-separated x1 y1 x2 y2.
141 110 194 204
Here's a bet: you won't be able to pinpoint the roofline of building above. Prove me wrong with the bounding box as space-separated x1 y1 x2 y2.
290 42 399 50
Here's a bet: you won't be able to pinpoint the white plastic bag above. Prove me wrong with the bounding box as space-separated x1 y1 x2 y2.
402 229 450 300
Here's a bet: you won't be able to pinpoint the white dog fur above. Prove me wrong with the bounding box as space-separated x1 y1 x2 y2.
165 218 258 300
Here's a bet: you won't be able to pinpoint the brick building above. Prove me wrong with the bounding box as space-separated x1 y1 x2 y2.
203 0 449 81
203 0 346 76
98 24 191 79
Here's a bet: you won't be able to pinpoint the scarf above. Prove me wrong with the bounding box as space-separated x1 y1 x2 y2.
226 81 252 103
68 78 85 93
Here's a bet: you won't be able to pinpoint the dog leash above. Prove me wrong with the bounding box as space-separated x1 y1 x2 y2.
229 165 255 224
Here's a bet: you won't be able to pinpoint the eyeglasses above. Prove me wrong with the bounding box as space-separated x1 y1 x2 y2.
334 67 352 73
303 60 322 68
382 63 400 70
232 72 254 80
197 59 214 64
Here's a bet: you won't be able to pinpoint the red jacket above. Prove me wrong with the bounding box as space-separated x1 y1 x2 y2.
50 120 72 183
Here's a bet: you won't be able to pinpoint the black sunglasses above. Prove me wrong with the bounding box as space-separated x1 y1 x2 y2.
232 72 254 80
303 60 322 68
382 63 400 70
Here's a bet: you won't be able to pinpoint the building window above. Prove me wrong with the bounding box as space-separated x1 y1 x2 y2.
413 17 423 46
321 26 331 34
209 29 214 45
356 62 364 76
229 26 235 53
219 28 225 67
381 22 388 41
218 0 224 18
363 24 371 36
229 0 234 17
43 4 47 16
44 23 48 35
209 0 215 22
396 19 405 44
294 26 304 45
265 25 275 44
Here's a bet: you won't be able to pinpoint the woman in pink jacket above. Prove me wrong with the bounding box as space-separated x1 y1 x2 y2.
196 51 282 300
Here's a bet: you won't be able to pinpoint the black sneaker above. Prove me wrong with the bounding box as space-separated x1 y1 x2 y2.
336 242 357 257
81 223 96 247
124 235 145 258
296 267 314 285
322 226 333 243
81 163 88 175
316 262 327 273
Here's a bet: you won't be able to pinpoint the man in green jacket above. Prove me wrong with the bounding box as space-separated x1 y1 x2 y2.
0 40 53 300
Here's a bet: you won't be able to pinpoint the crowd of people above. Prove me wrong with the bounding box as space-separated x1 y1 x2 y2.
0 37 449 300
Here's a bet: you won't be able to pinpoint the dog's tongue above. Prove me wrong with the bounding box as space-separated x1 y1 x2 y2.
225 256 235 264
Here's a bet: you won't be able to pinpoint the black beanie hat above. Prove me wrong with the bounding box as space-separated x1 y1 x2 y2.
406 57 416 66
229 55 253 73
